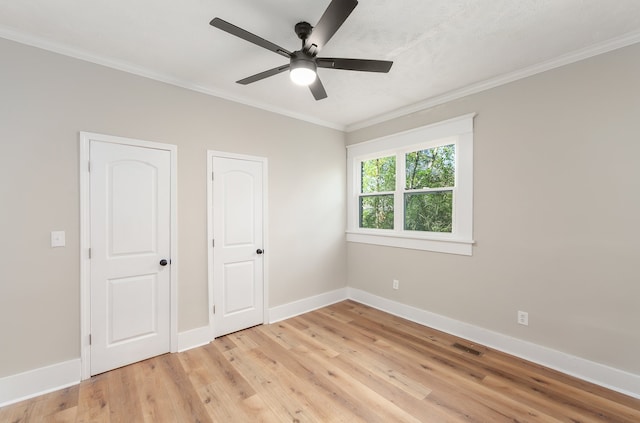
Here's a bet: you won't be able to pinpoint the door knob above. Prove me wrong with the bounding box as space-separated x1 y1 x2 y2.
256 249 264 255
159 259 168 266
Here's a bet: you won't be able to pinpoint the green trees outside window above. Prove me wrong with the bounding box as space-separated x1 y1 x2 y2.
360 156 395 229
358 145 455 233
405 145 455 233
348 113 474 255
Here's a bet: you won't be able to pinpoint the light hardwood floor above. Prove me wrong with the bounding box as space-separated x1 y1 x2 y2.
2 300 639 422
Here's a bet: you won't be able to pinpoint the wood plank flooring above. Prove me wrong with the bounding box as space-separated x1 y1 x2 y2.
2 300 639 422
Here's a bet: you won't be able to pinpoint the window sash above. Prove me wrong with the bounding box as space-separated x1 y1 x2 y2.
405 187 454 193
360 155 396 194
404 190 454 233
405 144 456 190
359 194 395 230
357 140 457 234
359 191 395 197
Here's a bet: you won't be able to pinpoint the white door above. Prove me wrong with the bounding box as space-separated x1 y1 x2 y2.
212 156 265 337
89 140 172 375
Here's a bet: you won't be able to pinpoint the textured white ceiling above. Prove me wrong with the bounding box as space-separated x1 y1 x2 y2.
1 0 640 130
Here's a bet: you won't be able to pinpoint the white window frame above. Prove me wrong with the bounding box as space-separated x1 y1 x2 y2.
347 113 476 255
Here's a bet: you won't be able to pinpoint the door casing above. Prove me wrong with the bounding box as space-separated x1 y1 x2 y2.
79 132 178 380
207 150 269 338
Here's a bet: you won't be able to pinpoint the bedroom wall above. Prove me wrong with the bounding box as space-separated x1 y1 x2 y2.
0 37 347 378
346 42 640 374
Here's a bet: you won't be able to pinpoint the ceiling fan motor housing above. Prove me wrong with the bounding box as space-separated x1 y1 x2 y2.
291 51 316 68
294 22 313 40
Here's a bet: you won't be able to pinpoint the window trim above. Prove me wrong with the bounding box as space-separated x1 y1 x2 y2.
347 113 476 255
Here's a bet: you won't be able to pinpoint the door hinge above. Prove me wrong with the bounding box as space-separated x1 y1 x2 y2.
211 172 214 181
88 248 91 259
212 239 215 247
89 334 92 345
213 305 216 314
88 161 91 172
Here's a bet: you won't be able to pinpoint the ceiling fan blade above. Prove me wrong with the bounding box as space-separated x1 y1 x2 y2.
309 77 328 100
317 57 393 73
305 0 358 54
237 64 290 85
210 18 291 59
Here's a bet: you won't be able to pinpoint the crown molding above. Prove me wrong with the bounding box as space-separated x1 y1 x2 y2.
0 25 345 131
346 29 640 132
2 24 639 134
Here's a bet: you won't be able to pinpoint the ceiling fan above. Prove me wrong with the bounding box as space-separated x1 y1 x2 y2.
210 0 393 100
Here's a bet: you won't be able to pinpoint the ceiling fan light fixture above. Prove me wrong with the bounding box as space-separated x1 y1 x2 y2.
290 67 316 86
289 53 317 86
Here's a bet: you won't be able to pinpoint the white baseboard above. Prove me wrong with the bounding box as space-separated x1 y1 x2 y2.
347 287 640 399
179 288 350 350
0 325 211 408
3 288 637 407
0 359 81 408
268 288 348 323
177 325 213 353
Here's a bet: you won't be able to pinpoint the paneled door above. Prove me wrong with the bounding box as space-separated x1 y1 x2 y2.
89 140 172 375
211 156 265 337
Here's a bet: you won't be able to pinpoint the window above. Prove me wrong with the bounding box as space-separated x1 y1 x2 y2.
404 144 455 232
360 155 395 229
347 114 475 255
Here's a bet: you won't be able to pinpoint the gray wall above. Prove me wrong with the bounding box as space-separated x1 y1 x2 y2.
346 43 640 374
2 33 638 382
0 38 347 377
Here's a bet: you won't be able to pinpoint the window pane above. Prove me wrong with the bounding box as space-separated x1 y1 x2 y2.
361 156 396 193
405 144 455 189
404 191 452 233
360 195 394 229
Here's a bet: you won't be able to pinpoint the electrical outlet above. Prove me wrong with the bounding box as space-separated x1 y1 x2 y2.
51 231 66 247
392 279 399 290
517 310 529 326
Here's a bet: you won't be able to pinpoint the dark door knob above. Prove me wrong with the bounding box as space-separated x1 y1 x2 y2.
159 259 168 266
256 249 264 255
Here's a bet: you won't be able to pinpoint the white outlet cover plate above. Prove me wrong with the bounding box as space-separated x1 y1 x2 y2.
518 311 529 326
51 230 65 247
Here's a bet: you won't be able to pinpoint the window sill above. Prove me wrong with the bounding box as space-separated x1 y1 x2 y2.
346 231 474 256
